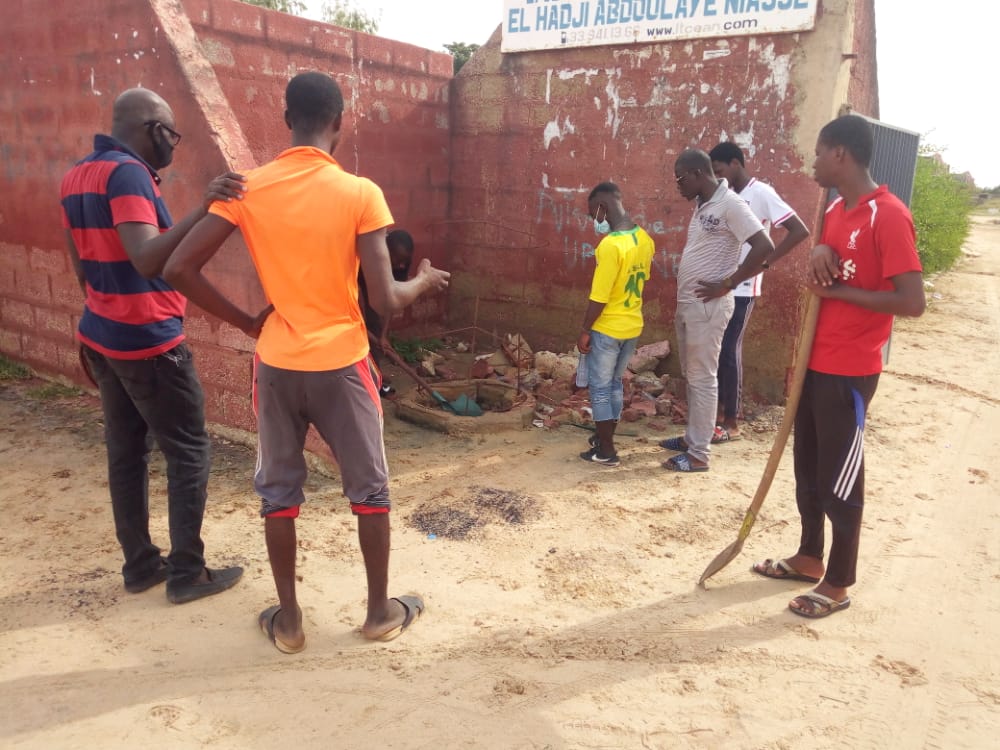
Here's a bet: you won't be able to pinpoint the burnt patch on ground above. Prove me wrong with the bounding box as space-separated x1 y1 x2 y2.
408 507 481 540
407 485 538 540
470 485 536 525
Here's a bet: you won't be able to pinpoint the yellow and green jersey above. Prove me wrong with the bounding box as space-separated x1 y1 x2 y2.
589 225 655 340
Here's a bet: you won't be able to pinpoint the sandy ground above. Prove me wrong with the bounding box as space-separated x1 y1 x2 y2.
1 217 998 750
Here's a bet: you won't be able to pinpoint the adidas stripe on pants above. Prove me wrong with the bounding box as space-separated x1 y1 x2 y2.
793 369 880 589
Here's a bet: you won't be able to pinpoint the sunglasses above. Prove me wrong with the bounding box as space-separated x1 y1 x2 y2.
144 120 182 147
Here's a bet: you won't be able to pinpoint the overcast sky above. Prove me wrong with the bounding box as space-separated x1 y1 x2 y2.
301 0 996 187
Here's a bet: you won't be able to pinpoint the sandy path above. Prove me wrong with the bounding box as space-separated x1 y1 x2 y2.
1 218 997 749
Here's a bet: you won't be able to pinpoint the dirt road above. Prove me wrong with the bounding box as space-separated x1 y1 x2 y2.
1 218 997 749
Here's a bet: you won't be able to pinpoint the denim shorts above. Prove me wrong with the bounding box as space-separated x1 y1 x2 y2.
586 330 637 422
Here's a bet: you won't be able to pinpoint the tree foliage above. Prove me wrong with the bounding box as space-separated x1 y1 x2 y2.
322 1 380 33
444 42 480 74
910 150 975 274
239 0 379 33
240 0 306 14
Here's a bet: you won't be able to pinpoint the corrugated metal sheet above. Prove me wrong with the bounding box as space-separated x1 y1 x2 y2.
861 116 921 366
865 116 921 207
829 117 920 207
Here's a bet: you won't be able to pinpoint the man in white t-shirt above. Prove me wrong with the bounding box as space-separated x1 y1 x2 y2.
661 149 774 473
709 142 811 440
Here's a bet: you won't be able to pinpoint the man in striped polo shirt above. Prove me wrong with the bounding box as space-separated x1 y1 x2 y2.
60 88 256 603
660 149 774 472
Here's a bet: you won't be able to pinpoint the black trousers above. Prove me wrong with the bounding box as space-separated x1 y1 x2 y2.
83 343 210 586
717 296 755 421
362 301 386 368
793 369 880 588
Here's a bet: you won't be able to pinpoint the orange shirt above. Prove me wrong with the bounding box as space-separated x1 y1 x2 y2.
210 147 393 371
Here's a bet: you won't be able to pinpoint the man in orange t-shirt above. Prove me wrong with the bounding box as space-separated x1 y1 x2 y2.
165 72 449 652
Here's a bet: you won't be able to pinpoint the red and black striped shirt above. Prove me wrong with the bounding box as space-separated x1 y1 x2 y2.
60 135 186 359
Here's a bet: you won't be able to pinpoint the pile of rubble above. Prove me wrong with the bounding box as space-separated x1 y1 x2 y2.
531 340 676 429
403 333 679 429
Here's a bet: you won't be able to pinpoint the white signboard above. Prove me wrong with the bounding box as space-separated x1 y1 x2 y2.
501 0 819 52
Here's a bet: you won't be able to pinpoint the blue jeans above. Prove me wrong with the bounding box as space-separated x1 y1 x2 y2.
586 330 638 423
82 343 210 587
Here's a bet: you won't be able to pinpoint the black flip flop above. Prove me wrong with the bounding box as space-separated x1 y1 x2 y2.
752 558 821 583
789 592 851 619
258 605 305 654
370 595 424 642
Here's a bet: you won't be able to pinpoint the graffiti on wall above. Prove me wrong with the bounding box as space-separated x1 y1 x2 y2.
535 187 684 279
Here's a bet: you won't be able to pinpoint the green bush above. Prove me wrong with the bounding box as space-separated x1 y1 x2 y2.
911 154 975 274
390 337 444 364
27 382 82 400
0 355 32 381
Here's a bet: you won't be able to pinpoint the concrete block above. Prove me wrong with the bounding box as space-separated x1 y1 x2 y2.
0 266 14 296
14 268 52 304
211 0 263 35
35 307 74 339
29 247 67 275
263 7 314 49
354 33 393 67
0 327 23 358
1 298 34 329
50 273 84 312
0 243 28 270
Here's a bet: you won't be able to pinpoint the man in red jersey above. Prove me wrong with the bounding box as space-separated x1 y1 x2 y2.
752 115 926 618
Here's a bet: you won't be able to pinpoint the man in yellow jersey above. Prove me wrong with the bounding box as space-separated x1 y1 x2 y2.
164 72 449 652
577 182 655 467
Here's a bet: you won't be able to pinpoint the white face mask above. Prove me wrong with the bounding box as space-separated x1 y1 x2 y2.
593 205 610 234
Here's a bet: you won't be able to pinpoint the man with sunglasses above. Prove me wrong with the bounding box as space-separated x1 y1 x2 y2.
661 149 774 473
60 88 256 604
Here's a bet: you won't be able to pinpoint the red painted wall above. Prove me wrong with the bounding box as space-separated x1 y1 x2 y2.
0 0 451 432
448 0 879 401
848 0 880 119
0 0 879 429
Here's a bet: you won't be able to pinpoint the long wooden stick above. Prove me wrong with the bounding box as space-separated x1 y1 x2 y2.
380 343 442 398
698 292 820 585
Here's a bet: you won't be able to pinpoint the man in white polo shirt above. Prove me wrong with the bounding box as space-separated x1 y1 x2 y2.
709 142 811 441
661 149 774 472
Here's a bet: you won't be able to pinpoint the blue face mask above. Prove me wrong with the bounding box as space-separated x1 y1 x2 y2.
593 205 610 235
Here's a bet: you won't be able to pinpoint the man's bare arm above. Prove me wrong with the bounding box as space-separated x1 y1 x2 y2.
695 229 774 300
118 171 246 279
577 299 607 353
163 214 271 337
358 228 449 316
64 230 86 293
768 214 811 265
809 269 926 317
